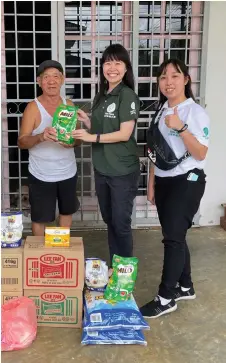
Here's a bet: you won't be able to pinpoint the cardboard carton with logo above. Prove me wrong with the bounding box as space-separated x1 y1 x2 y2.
1 291 23 305
1 246 23 291
24 289 82 328
24 236 84 289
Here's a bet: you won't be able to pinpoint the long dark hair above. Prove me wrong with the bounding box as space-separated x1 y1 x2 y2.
93 43 135 109
156 58 195 110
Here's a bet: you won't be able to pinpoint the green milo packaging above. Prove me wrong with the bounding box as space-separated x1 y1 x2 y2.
52 104 79 145
104 255 138 302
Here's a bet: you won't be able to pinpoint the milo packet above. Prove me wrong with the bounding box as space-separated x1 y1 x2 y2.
104 255 138 302
52 104 79 144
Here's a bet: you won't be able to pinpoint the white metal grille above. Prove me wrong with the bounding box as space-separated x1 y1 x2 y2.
61 1 204 228
136 1 204 226
1 1 205 229
1 1 53 222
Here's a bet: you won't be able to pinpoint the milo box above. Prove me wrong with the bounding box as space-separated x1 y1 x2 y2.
52 104 79 145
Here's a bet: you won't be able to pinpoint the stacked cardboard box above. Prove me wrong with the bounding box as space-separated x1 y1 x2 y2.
23 236 84 328
1 247 23 304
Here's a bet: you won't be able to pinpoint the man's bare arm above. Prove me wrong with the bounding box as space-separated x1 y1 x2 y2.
18 101 56 149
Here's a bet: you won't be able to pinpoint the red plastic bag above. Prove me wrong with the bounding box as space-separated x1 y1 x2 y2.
1 297 37 351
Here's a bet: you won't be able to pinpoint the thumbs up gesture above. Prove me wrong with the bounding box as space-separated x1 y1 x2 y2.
165 107 184 130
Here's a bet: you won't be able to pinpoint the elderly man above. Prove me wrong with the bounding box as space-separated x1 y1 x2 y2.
18 60 80 235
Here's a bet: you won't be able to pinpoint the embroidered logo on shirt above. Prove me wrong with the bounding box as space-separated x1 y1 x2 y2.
203 127 209 139
107 103 116 113
130 101 136 115
105 103 116 118
169 129 179 137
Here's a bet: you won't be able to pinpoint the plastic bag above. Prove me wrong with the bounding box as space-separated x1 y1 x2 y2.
85 258 108 292
52 104 79 145
81 328 147 345
104 255 138 301
83 290 150 331
1 212 23 248
1 297 37 351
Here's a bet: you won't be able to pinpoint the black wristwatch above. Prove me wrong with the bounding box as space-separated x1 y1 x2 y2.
178 124 188 134
96 134 100 143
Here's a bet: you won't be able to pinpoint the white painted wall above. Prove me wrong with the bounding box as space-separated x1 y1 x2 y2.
199 1 226 226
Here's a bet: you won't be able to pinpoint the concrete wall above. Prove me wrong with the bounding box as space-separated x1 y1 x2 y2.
199 1 226 226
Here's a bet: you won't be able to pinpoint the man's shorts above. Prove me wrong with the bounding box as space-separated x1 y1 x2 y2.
28 172 80 223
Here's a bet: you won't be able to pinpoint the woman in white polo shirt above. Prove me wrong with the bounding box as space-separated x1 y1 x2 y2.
140 59 210 319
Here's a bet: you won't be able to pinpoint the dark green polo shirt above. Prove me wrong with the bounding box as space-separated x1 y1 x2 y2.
90 82 140 176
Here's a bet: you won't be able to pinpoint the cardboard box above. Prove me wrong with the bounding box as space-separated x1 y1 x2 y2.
24 289 82 328
24 236 84 289
45 227 70 247
1 246 23 291
1 290 23 305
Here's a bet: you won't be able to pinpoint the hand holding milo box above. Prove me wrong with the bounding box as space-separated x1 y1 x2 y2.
52 104 79 145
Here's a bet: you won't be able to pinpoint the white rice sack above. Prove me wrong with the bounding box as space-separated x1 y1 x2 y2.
83 290 150 331
81 328 147 345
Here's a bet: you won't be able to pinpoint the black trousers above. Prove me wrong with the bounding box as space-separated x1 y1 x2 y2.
155 169 206 299
94 169 140 266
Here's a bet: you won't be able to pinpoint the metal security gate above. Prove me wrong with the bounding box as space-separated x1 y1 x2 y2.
60 1 205 228
1 1 206 229
1 1 56 229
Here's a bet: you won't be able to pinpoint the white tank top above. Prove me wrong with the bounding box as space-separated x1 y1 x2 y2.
28 98 77 182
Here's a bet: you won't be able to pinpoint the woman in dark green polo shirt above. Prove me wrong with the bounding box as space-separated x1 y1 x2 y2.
72 44 140 269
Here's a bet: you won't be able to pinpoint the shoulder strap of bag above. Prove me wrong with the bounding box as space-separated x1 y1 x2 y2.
152 107 165 125
178 150 191 163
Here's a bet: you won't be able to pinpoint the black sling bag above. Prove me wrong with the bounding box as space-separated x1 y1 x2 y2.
147 108 190 171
